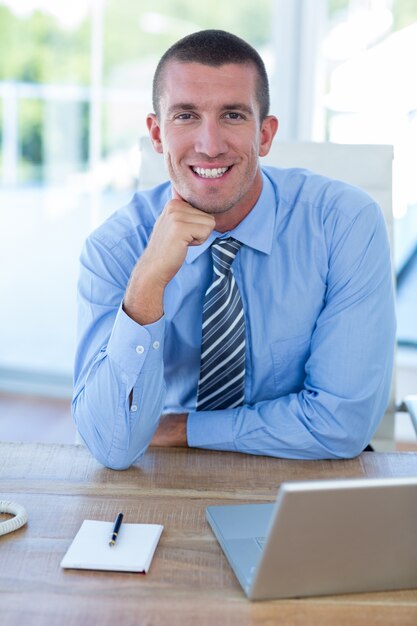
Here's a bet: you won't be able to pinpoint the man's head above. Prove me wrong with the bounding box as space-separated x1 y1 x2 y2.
147 30 278 228
152 29 270 122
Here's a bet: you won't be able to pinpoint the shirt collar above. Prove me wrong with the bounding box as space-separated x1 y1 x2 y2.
185 170 276 264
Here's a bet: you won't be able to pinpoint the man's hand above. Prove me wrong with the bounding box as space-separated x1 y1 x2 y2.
123 197 215 325
150 413 188 447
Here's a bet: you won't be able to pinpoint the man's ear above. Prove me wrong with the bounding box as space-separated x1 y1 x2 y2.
259 115 279 157
146 113 164 154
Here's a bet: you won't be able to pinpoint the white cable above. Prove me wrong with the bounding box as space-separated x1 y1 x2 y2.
0 501 28 536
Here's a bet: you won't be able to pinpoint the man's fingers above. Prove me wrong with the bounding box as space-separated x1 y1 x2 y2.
164 199 216 226
136 195 215 288
188 235 209 246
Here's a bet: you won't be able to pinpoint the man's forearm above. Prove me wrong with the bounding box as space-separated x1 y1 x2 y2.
123 257 166 325
186 388 386 460
73 306 167 469
123 198 216 326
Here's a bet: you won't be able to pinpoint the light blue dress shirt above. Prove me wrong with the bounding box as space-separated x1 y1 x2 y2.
73 167 396 469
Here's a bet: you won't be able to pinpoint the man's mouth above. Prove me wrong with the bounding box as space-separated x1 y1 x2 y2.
191 166 230 179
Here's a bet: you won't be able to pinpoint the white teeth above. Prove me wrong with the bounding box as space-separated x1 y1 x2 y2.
192 166 229 178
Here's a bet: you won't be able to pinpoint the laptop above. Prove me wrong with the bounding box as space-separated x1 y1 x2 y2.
206 476 417 600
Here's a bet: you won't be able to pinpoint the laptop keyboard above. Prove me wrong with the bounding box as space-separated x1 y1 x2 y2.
255 536 266 550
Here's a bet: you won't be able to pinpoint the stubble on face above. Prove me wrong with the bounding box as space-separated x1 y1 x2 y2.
165 154 260 216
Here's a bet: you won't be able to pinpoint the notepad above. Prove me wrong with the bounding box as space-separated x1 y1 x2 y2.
61 520 163 573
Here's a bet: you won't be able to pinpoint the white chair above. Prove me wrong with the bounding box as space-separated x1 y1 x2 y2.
138 136 417 451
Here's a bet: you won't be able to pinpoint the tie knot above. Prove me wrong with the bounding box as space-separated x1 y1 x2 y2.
211 238 242 273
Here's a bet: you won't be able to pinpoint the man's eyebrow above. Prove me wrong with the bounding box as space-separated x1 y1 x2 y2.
167 103 196 115
223 103 254 115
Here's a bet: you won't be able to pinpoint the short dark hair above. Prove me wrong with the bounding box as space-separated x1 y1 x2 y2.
152 29 270 121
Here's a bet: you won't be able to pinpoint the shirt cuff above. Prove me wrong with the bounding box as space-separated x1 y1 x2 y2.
106 305 165 376
187 409 236 451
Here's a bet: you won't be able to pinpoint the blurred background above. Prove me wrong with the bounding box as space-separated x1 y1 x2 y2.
0 0 416 444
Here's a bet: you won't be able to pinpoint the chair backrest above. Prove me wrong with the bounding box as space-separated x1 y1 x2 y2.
138 137 395 450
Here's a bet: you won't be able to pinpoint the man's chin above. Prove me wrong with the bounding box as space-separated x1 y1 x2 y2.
184 192 235 215
190 202 232 215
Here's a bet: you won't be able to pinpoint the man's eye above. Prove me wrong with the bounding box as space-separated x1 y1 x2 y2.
176 113 194 120
224 112 244 120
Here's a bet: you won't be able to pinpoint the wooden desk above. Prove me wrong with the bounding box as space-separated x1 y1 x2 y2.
2 443 417 626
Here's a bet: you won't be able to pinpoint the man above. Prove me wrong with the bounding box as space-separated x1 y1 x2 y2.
73 30 395 469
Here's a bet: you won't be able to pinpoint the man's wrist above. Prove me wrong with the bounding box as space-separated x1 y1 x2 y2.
123 264 166 325
151 413 188 447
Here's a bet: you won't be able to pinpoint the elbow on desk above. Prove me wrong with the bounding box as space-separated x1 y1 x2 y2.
77 431 147 470
314 419 378 459
101 456 140 471
318 427 378 460
73 417 147 471
72 397 152 470
103 446 152 470
327 442 368 460
298 384 391 460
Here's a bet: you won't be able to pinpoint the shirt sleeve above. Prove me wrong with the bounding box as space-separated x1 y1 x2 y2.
72 234 166 469
187 201 396 459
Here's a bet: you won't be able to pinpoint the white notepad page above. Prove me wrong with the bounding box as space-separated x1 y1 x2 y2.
61 520 163 573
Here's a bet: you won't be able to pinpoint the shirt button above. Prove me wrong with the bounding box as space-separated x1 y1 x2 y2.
135 345 144 354
152 341 160 350
131 404 138 412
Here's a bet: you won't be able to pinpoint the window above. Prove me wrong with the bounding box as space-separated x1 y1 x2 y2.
0 0 415 400
322 0 417 350
0 0 272 395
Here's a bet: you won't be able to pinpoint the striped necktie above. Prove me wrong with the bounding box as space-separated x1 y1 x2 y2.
196 237 246 411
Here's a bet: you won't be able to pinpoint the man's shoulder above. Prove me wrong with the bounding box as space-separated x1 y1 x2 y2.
87 182 171 253
262 165 378 222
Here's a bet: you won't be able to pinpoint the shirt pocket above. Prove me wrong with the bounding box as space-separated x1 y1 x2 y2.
270 333 311 394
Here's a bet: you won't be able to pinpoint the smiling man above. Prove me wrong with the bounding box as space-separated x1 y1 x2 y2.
73 30 395 469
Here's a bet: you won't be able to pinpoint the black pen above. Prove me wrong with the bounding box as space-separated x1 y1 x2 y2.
109 512 124 547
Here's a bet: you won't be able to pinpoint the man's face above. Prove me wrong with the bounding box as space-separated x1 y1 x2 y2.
147 61 277 220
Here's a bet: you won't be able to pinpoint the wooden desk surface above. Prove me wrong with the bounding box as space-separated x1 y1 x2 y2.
1 442 417 626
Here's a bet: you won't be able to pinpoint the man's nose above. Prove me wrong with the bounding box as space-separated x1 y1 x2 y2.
194 119 228 157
